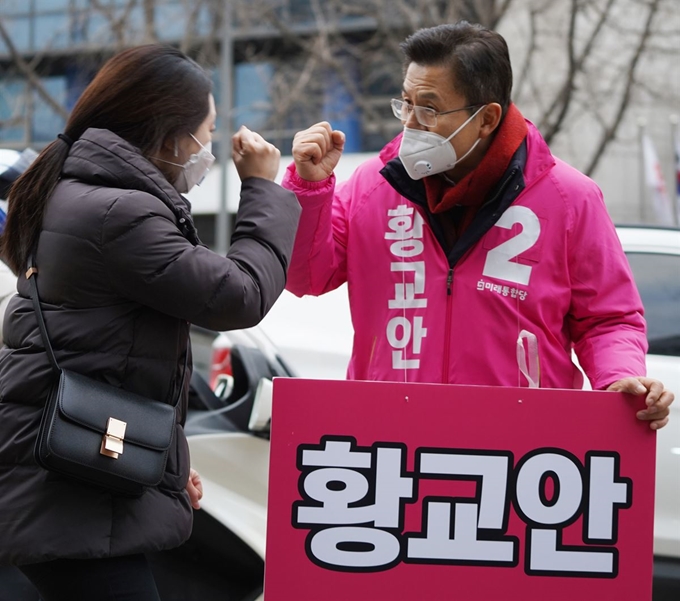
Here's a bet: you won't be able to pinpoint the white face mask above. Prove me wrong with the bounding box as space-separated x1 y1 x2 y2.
398 104 486 180
156 134 215 194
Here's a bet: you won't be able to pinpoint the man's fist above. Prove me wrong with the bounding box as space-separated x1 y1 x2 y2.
291 121 345 182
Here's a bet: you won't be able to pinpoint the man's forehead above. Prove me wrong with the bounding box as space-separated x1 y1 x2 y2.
404 90 440 100
402 63 458 98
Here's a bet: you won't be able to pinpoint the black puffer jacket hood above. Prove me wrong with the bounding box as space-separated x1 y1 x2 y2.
0 128 300 565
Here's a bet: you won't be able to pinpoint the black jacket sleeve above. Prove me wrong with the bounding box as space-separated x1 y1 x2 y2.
102 177 301 331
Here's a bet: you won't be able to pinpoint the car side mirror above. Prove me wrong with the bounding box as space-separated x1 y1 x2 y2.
248 377 273 432
214 373 235 402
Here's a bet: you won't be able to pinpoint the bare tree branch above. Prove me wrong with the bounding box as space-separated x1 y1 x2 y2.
90 0 140 49
0 18 69 121
583 0 661 175
180 0 204 54
514 5 538 100
538 0 578 141
539 0 617 142
143 0 158 43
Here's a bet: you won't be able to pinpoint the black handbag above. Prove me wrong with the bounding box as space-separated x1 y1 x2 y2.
27 258 186 497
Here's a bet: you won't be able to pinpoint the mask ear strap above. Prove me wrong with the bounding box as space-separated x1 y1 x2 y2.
174 139 179 157
441 104 487 145
454 138 481 165
190 133 208 150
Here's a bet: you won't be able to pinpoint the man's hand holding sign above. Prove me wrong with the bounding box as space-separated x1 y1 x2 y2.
608 377 673 430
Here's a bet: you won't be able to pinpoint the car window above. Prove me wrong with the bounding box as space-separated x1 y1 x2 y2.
625 252 680 356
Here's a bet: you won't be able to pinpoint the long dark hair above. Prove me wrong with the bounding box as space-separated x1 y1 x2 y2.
1 44 212 274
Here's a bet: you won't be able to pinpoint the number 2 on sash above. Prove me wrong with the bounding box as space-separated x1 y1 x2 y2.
482 206 540 286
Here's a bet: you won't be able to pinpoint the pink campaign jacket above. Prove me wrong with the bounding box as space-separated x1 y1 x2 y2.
283 122 647 390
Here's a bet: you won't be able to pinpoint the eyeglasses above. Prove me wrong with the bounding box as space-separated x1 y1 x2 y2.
390 98 482 127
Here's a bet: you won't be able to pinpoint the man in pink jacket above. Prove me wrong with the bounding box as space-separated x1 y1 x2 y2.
283 21 673 429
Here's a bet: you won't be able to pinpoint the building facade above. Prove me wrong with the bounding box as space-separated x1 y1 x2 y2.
0 0 403 156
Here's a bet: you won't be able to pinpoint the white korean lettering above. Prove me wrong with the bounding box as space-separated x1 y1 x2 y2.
301 439 370 468
310 526 401 569
296 440 413 527
526 529 615 575
299 467 370 523
515 450 618 576
384 208 424 240
407 451 516 564
385 205 428 371
515 452 583 525
293 441 633 576
390 239 424 258
295 438 415 571
389 262 426 309
420 452 510 529
387 316 427 369
408 501 516 563
373 446 415 528
585 453 631 542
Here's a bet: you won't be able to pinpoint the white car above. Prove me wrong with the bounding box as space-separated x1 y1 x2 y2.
614 226 680 594
164 225 680 600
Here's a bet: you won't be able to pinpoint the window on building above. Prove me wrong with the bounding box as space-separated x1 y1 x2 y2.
2 17 32 53
359 53 402 151
34 12 71 50
2 0 30 16
234 62 274 132
156 0 189 42
283 0 315 24
322 56 362 153
35 0 71 10
32 76 67 142
0 80 27 144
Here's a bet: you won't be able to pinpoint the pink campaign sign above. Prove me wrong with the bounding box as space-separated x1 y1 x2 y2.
264 379 656 601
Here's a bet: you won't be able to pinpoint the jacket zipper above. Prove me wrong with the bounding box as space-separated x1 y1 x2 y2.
443 267 454 383
440 169 520 383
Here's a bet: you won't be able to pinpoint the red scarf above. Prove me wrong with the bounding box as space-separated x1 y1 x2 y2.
423 103 527 242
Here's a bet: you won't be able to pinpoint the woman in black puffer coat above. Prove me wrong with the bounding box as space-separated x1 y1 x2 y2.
0 44 300 600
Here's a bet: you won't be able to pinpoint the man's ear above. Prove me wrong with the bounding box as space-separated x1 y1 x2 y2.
478 103 503 139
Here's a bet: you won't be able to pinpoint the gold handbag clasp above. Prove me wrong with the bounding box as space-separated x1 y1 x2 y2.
100 417 126 459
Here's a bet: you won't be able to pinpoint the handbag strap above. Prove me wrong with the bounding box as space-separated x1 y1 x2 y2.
26 254 189 407
26 255 60 375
